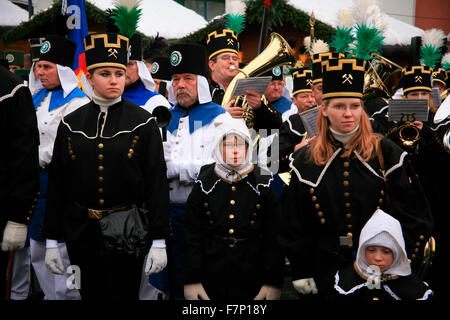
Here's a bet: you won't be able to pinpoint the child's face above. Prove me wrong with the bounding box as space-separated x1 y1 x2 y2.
222 134 248 168
365 245 394 273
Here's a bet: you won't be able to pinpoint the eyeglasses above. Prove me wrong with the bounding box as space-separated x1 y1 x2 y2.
218 54 239 62
329 104 361 112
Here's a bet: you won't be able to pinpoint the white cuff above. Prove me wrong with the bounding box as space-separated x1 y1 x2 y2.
46 239 58 248
151 239 166 248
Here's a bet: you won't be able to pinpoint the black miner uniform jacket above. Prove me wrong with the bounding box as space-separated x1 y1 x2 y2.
41 99 169 243
277 113 307 173
181 163 284 300
328 263 433 301
209 79 282 131
0 67 40 230
279 138 433 296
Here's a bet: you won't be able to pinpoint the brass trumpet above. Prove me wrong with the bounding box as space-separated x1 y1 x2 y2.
222 32 296 128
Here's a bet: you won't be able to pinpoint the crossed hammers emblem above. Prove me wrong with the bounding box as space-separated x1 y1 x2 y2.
342 74 353 84
306 79 313 86
108 48 118 59
415 75 422 83
227 39 234 46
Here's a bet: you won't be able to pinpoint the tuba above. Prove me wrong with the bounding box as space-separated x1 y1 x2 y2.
363 53 403 100
221 32 296 128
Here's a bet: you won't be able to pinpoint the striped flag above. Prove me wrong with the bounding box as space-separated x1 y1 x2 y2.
65 0 92 96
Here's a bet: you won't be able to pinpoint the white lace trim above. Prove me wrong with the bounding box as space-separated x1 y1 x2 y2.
417 289 433 300
385 151 407 177
353 151 385 181
62 111 156 140
430 119 450 131
287 117 306 137
333 271 368 295
0 83 27 103
246 173 274 195
369 105 389 121
289 148 342 187
195 173 273 196
195 177 222 195
383 284 401 300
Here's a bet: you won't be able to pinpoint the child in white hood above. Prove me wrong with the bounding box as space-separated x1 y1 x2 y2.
181 118 284 300
329 209 433 301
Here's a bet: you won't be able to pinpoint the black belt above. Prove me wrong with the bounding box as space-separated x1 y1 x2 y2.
73 202 131 220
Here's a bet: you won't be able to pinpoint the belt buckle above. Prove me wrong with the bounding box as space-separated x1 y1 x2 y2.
227 237 238 248
88 208 103 220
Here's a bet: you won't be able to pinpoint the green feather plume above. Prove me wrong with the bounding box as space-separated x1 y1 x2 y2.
420 45 442 68
111 2 142 39
225 14 246 36
353 24 384 60
330 27 355 55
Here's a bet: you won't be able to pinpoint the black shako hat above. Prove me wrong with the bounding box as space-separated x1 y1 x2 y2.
169 43 207 77
322 58 366 100
432 68 446 88
261 65 284 81
129 33 143 61
84 33 129 72
311 52 345 84
401 65 432 94
206 29 239 60
29 37 46 62
151 56 171 80
39 35 76 68
292 68 313 95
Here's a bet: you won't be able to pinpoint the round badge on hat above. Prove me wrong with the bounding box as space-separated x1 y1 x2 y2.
151 62 160 74
5 53 14 63
272 66 282 77
40 41 51 54
170 51 182 67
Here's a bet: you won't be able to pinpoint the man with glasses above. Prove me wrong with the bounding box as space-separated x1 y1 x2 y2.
206 29 282 131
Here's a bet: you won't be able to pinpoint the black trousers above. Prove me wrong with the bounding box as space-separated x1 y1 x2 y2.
65 223 144 300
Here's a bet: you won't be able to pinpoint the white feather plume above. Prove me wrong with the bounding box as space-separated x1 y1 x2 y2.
112 0 142 11
336 9 354 29
310 39 329 55
442 53 450 65
421 28 446 48
352 0 386 32
303 36 311 53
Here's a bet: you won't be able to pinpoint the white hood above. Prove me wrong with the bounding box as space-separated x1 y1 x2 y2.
213 118 253 182
356 209 411 277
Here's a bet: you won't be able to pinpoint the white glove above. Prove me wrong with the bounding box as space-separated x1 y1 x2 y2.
1 221 28 251
45 247 65 275
145 246 167 275
292 278 318 295
184 283 210 300
254 284 281 300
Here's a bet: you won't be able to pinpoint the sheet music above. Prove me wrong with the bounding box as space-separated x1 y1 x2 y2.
432 87 442 107
230 76 272 97
299 106 320 136
387 99 429 122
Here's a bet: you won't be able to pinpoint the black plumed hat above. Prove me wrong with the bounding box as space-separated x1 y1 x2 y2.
401 66 432 94
292 68 313 95
322 58 366 100
206 29 239 60
311 52 345 84
84 33 129 71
